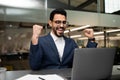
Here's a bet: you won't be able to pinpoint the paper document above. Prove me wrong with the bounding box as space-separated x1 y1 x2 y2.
16 74 64 80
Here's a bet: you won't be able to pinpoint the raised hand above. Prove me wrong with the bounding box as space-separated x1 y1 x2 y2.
83 29 94 39
33 24 43 38
32 24 43 45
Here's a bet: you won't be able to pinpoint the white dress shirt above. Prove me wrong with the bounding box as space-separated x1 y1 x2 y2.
50 32 65 61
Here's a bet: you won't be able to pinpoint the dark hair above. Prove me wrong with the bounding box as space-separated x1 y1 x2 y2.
49 8 67 21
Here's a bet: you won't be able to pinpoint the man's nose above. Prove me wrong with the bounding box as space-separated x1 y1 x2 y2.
60 23 64 27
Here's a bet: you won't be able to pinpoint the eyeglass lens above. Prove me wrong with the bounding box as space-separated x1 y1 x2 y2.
54 20 68 25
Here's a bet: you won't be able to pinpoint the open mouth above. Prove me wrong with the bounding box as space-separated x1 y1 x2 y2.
57 28 64 33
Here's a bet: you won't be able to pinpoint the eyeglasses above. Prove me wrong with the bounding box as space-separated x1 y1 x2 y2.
53 20 69 26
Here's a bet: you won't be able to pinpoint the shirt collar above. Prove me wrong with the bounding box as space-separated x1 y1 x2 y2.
50 32 63 42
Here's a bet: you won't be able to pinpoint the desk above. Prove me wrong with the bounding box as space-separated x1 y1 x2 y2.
6 65 120 80
6 68 71 80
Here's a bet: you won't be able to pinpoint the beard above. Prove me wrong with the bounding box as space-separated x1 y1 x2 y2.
53 26 65 37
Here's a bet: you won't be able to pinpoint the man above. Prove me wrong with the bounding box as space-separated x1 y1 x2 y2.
29 8 97 70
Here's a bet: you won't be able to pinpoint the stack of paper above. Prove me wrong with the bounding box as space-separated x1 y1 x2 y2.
16 74 64 80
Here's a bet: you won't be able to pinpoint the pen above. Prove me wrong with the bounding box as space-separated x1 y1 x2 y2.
38 77 45 80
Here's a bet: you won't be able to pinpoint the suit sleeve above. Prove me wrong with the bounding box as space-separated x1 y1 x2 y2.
29 42 43 70
86 39 98 48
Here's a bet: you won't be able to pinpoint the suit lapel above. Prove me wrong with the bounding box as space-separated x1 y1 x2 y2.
62 37 69 61
46 33 60 61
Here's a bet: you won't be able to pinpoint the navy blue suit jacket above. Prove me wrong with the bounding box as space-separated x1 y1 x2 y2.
29 33 97 70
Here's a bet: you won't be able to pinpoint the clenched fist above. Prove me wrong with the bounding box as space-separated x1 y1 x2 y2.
33 24 43 38
32 25 43 45
83 29 94 39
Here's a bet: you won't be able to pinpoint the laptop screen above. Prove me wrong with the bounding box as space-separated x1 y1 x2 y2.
71 48 116 80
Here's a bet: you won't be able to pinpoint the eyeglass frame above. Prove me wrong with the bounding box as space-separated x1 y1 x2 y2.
52 20 69 26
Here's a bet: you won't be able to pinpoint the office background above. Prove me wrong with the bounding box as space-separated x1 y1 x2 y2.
0 0 120 70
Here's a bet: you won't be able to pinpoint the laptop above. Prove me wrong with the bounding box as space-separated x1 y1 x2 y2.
71 48 116 80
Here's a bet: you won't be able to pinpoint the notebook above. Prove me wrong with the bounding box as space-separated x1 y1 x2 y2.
71 48 116 80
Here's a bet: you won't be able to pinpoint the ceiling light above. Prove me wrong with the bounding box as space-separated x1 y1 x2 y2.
70 25 91 31
70 35 82 38
93 29 120 35
71 29 120 39
64 25 91 33
107 29 120 33
94 32 104 35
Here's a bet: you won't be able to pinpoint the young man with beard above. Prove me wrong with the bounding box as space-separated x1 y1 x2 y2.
29 8 97 70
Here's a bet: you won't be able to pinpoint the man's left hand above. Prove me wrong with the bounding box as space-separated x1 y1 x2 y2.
83 29 94 39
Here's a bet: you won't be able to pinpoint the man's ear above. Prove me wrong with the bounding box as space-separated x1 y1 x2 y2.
48 20 52 27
